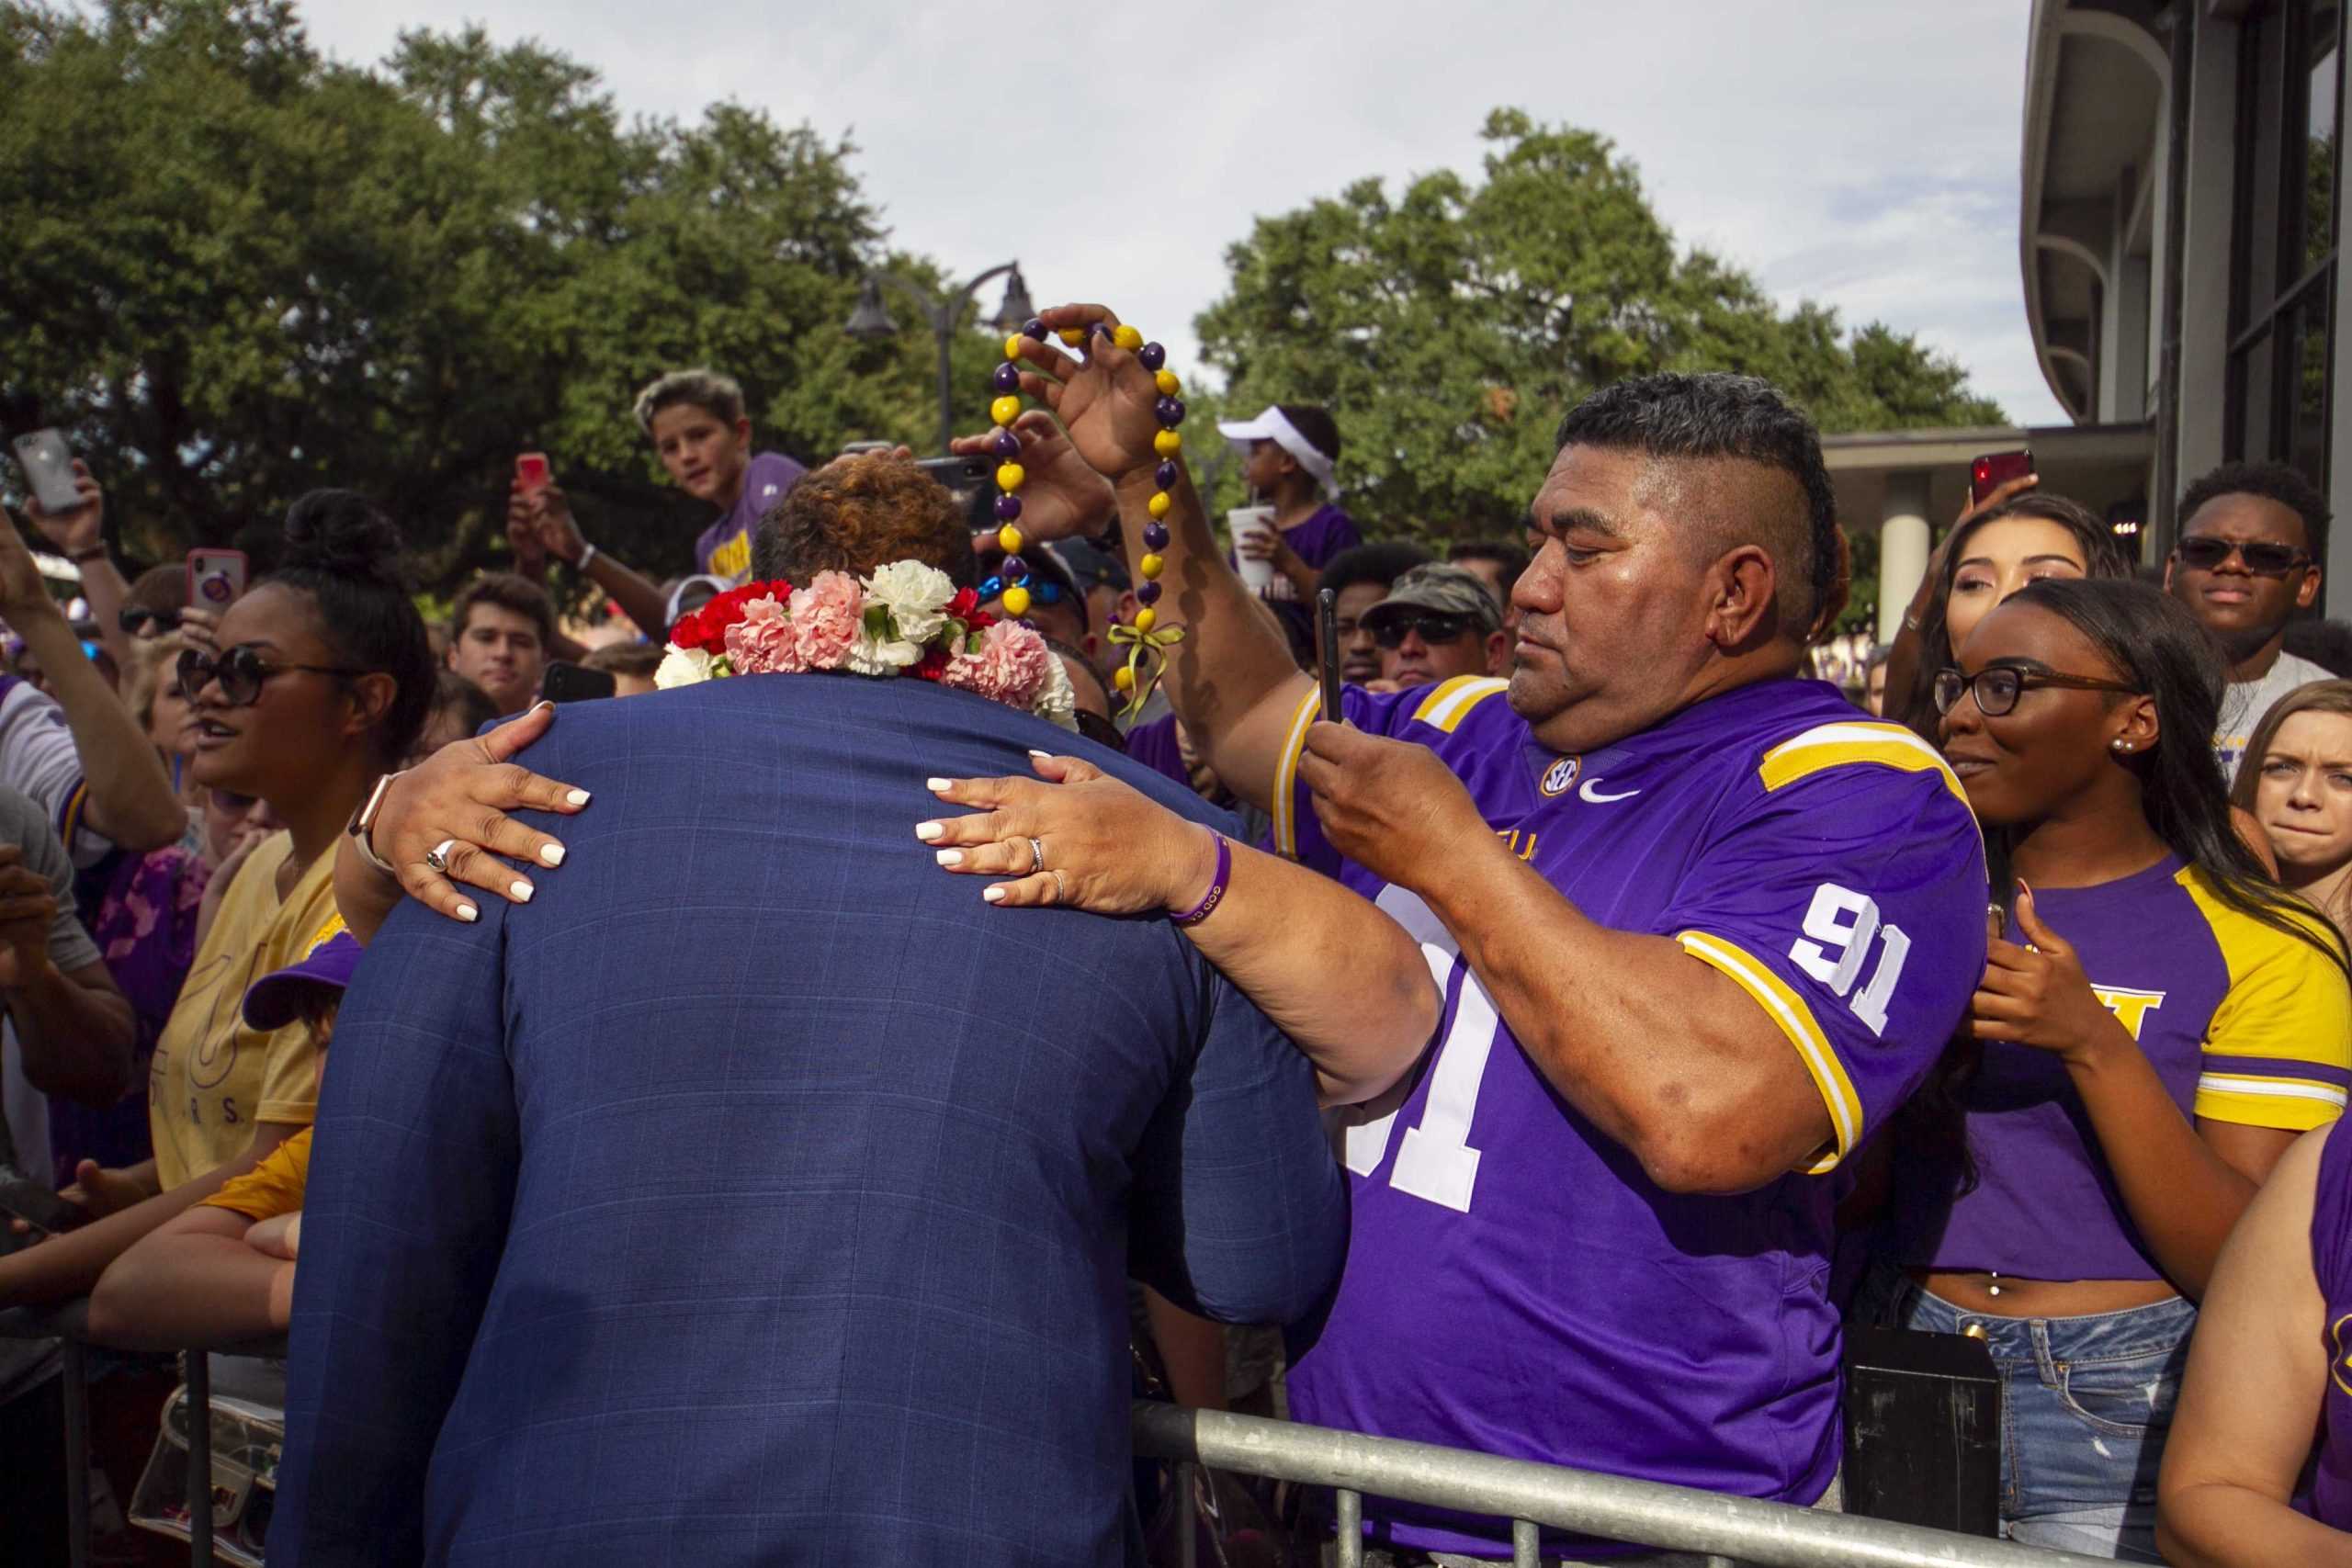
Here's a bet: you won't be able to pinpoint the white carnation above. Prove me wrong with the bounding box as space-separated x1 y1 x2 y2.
846 629 922 677
653 646 713 689
861 559 956 645
1033 657 1080 730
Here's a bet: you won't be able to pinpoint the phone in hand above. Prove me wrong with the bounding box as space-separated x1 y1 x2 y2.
10 430 82 514
186 548 249 611
540 660 616 704
915 455 997 530
514 452 551 492
1969 448 2033 507
1317 587 1343 723
0 1170 78 1239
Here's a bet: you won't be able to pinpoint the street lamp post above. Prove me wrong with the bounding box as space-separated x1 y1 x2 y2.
844 262 1035 454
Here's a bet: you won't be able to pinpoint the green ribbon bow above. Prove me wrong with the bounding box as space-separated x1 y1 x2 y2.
1106 619 1186 720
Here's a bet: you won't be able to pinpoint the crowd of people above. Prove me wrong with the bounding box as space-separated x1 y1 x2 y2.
5 314 2352 1568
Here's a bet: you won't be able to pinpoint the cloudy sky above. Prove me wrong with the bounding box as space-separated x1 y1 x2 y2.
303 0 2066 427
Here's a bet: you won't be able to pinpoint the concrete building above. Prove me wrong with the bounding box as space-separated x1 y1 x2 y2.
1846 0 2346 637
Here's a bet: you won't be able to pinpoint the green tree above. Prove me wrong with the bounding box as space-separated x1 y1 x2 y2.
0 0 998 592
1194 108 2004 550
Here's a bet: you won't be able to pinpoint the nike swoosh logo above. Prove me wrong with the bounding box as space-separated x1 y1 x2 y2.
1578 780 1640 804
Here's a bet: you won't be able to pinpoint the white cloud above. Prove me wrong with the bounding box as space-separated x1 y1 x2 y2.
300 0 2066 426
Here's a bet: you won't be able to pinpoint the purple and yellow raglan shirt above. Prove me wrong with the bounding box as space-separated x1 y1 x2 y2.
1271 675 1988 1559
1894 857 2351 1283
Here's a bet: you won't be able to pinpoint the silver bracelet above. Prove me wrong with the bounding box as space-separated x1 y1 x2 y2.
577 541 600 572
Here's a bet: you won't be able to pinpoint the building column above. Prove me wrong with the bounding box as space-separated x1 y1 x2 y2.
1876 471 1932 647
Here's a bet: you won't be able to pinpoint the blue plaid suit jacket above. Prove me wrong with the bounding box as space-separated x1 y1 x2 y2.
268 676 1348 1566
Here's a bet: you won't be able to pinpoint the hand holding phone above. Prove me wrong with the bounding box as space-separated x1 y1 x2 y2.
1317 588 1343 723
1968 448 2034 509
515 452 551 493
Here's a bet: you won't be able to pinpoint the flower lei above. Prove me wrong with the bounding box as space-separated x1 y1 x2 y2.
653 560 1079 729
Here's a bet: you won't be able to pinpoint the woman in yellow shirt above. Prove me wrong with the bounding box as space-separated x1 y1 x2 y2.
0 492 433 1313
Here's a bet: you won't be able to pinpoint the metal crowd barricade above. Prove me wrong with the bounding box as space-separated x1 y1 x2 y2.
0 1300 283 1568
1133 1403 2111 1568
0 1299 2111 1568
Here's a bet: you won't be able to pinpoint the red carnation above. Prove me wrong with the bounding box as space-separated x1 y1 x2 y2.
946 587 980 621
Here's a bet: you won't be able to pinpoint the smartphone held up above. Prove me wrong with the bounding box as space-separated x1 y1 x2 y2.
10 430 82 515
187 548 248 611
1968 448 2032 508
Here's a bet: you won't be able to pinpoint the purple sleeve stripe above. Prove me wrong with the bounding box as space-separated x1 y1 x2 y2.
2199 1053 2352 1089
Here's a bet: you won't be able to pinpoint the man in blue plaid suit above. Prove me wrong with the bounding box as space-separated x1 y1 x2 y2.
266 662 1349 1565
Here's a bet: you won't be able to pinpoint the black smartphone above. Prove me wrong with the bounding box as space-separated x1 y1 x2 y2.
916 455 997 531
1317 587 1343 722
0 1172 77 1238
541 661 616 704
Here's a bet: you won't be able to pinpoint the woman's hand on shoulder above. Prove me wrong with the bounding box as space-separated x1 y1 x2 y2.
918 750 1218 915
368 702 593 923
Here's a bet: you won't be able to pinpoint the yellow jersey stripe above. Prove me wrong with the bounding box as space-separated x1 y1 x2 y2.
2196 1072 2347 1132
1271 683 1321 860
1676 931 1859 1173
1758 722 1970 809
56 778 88 849
1411 676 1510 734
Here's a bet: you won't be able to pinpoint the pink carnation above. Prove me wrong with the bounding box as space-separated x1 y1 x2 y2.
942 619 1053 707
722 593 798 674
787 571 864 672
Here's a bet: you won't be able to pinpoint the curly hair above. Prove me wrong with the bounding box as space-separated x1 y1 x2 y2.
752 455 977 587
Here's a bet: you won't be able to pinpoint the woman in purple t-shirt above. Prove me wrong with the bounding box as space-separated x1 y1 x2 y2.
2157 1121 2352 1562
1865 579 2352 1561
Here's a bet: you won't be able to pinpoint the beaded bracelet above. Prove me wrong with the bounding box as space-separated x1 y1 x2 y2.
1170 831 1231 928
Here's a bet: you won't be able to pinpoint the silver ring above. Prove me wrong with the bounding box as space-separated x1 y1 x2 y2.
1027 837 1046 874
424 839 459 874
1050 870 1067 904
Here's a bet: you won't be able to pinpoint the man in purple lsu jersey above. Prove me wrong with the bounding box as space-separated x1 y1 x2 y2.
995 323 1989 1562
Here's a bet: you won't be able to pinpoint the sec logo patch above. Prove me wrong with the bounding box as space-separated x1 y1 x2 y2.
1539 756 1580 796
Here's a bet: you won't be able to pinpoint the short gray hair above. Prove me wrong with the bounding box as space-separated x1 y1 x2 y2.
632 368 745 434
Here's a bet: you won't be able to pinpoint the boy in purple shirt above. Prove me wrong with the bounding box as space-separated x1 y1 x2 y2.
633 369 809 583
1217 405 1363 619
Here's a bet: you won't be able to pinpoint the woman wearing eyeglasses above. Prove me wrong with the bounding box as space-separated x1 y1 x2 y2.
0 491 435 1317
1860 578 2352 1560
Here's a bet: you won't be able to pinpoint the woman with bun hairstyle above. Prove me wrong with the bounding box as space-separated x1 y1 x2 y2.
0 491 434 1314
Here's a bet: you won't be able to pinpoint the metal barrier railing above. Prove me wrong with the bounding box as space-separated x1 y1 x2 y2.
0 1300 2111 1568
0 1301 284 1568
1133 1402 2111 1568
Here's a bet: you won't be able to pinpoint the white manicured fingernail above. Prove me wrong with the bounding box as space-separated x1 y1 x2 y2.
934 849 963 867
983 886 1006 904
566 789 591 807
456 903 479 922
926 777 953 792
915 821 944 842
511 881 534 901
1028 750 1052 759
539 843 566 866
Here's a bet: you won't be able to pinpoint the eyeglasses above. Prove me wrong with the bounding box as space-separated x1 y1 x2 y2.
976 572 1067 607
1932 665 2143 717
2174 536 2312 575
119 606 181 636
1371 612 1476 649
177 644 369 708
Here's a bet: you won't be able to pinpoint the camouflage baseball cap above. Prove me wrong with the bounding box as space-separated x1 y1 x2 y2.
1360 564 1503 637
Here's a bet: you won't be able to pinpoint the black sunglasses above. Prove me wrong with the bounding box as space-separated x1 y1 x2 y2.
2174 536 2311 575
976 572 1067 607
1371 611 1476 649
177 644 369 709
119 606 182 636
1933 665 2142 718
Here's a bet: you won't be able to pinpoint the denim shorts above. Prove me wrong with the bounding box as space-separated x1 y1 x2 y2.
1854 1261 2194 1563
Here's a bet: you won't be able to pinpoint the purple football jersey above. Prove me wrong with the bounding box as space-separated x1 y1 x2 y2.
694 451 808 584
1896 859 2350 1281
2305 1121 2352 1529
1273 675 1987 1558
